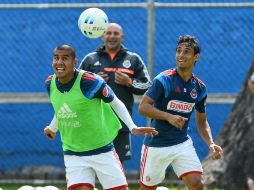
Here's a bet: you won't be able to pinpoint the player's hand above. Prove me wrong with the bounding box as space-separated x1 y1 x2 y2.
115 71 131 86
131 127 158 136
209 143 223 159
44 127 56 140
167 114 188 130
97 72 109 82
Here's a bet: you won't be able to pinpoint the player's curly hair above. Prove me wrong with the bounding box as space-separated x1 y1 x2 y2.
177 35 200 55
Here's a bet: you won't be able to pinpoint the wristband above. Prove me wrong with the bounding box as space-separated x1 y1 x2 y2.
129 125 138 133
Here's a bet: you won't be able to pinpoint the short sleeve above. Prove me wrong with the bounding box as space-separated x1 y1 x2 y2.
195 95 207 113
94 83 115 103
146 77 164 102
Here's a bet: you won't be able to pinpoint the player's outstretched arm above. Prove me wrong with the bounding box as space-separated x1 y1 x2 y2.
132 127 158 136
195 111 223 159
109 96 158 136
209 143 223 159
44 115 58 140
44 127 56 140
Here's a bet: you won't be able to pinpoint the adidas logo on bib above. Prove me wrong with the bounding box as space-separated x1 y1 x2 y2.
58 103 77 118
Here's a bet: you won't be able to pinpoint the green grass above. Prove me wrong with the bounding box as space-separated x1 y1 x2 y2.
0 184 65 190
0 184 223 190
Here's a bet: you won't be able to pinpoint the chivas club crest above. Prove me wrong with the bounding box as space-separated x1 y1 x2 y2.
122 60 131 68
190 88 197 99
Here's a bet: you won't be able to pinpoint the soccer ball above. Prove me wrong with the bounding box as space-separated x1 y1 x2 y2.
17 185 34 190
78 8 109 39
33 187 44 190
44 186 59 190
156 186 169 190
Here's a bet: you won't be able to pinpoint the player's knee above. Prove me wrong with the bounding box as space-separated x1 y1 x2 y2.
188 180 203 190
139 183 156 190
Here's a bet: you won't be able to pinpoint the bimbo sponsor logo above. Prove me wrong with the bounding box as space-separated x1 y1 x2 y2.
167 100 194 113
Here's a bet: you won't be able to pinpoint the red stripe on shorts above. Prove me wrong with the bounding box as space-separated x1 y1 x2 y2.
140 145 149 181
68 183 94 190
113 148 127 182
106 184 128 190
179 171 203 179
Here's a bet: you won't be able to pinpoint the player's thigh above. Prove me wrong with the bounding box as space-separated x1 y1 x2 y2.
140 145 173 186
171 139 203 179
93 150 128 189
113 130 131 162
64 155 96 189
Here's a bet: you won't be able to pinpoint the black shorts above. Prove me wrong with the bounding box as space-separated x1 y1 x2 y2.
113 130 131 163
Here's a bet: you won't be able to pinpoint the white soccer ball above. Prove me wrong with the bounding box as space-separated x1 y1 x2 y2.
78 8 109 39
44 186 59 190
33 187 44 190
156 186 169 190
17 185 34 190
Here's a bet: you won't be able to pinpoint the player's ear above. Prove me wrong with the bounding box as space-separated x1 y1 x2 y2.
194 53 200 62
74 58 78 66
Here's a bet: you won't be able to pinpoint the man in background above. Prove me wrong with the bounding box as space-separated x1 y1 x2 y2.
79 23 151 164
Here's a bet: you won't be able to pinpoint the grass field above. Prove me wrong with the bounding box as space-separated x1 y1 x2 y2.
0 185 182 190
0 184 223 190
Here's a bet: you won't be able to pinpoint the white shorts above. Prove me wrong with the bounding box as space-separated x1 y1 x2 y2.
64 149 128 190
140 138 203 187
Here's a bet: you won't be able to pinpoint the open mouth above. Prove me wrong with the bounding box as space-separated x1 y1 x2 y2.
56 67 65 72
108 40 117 44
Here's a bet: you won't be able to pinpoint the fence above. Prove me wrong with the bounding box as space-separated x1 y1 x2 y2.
0 0 253 184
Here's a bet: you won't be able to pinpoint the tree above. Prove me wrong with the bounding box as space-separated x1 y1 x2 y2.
203 62 254 190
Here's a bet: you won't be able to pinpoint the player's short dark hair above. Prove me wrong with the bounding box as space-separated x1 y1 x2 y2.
54 44 76 59
177 35 200 54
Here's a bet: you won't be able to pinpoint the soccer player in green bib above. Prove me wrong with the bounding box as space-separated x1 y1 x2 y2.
44 44 158 190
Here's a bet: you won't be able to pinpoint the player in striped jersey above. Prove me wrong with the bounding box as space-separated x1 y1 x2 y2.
138 35 222 190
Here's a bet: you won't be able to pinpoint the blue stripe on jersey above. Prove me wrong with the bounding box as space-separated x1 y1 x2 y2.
155 73 171 98
85 76 104 99
79 71 114 102
197 86 206 102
